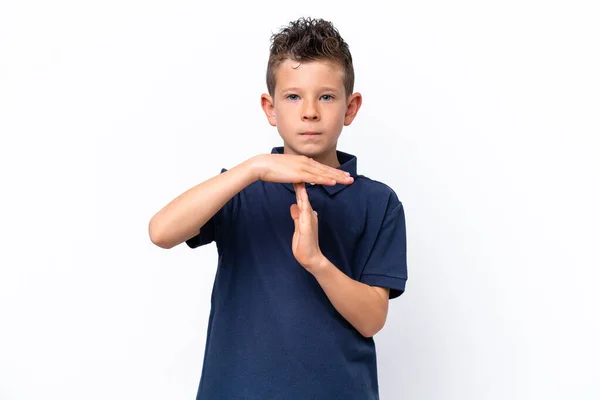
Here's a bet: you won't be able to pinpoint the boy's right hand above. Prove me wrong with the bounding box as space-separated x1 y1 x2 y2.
251 154 354 186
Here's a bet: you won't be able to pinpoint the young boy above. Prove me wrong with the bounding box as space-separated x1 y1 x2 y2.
149 17 408 400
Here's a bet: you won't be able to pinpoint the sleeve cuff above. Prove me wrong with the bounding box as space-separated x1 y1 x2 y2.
360 274 407 299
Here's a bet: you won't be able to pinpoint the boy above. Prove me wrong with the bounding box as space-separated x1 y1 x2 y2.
149 17 408 400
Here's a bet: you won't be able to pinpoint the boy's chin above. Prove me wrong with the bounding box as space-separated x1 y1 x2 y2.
283 141 331 157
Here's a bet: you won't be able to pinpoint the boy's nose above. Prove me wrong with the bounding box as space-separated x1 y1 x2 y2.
302 106 320 121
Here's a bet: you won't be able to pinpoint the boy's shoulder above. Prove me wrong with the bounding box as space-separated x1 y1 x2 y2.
353 173 402 207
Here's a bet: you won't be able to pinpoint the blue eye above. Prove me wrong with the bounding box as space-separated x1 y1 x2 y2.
285 94 335 101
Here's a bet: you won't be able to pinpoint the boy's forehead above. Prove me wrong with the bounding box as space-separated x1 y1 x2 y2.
276 58 344 91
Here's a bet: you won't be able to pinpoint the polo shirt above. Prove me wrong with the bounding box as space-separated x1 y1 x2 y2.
186 146 408 400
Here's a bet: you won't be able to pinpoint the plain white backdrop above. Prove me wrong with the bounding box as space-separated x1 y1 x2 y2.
1 1 599 399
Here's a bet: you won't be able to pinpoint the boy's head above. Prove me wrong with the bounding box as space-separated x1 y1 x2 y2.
261 17 362 165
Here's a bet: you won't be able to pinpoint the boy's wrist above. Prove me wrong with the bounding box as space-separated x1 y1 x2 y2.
237 155 264 183
244 154 266 182
306 253 331 277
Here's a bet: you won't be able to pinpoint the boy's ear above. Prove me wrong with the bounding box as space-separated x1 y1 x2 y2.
344 92 363 126
261 93 277 127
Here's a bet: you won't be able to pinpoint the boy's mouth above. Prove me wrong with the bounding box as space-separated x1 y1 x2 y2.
300 132 321 136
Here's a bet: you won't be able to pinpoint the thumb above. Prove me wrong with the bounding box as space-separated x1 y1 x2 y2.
290 204 300 223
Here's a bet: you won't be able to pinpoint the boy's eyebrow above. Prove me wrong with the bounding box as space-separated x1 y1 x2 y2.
280 86 341 93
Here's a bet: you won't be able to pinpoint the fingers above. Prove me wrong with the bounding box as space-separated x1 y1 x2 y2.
294 183 304 211
294 182 302 200
300 183 309 208
293 182 312 214
292 183 320 231
303 167 353 186
301 186 319 221
301 184 314 215
294 183 304 224
298 183 309 206
303 157 353 186
302 173 337 186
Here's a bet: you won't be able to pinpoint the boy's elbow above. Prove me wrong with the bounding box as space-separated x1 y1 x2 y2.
358 286 390 337
151 236 174 249
359 327 379 338
359 319 386 338
148 219 173 249
359 329 375 338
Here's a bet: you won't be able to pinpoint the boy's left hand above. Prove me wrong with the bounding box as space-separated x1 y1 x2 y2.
290 183 323 271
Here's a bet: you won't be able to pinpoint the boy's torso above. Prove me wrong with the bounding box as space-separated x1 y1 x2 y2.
190 147 403 400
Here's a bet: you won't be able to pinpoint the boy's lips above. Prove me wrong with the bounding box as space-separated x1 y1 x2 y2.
300 132 321 135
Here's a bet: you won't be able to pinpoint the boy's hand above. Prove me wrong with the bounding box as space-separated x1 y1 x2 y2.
252 154 353 186
290 182 324 271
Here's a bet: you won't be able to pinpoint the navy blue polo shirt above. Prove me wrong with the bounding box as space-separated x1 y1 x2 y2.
186 146 408 400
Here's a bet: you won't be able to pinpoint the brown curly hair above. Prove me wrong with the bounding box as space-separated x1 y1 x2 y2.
266 17 354 98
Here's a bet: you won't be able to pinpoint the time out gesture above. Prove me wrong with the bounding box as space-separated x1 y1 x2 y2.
253 153 354 270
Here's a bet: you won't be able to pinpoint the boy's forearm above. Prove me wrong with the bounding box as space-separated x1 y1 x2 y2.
149 157 260 249
310 256 389 338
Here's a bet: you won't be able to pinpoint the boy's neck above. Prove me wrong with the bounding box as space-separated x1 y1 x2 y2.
282 144 341 169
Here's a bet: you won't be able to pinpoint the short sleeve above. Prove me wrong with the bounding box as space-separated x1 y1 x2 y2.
185 215 216 248
185 168 237 249
359 201 408 299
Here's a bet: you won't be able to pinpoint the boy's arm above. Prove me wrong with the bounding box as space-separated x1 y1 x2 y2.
148 157 259 249
149 155 352 249
291 183 397 338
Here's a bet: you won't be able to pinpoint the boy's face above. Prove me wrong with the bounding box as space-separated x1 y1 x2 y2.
261 58 362 163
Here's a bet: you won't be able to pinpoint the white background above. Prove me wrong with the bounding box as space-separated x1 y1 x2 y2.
1 1 599 399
